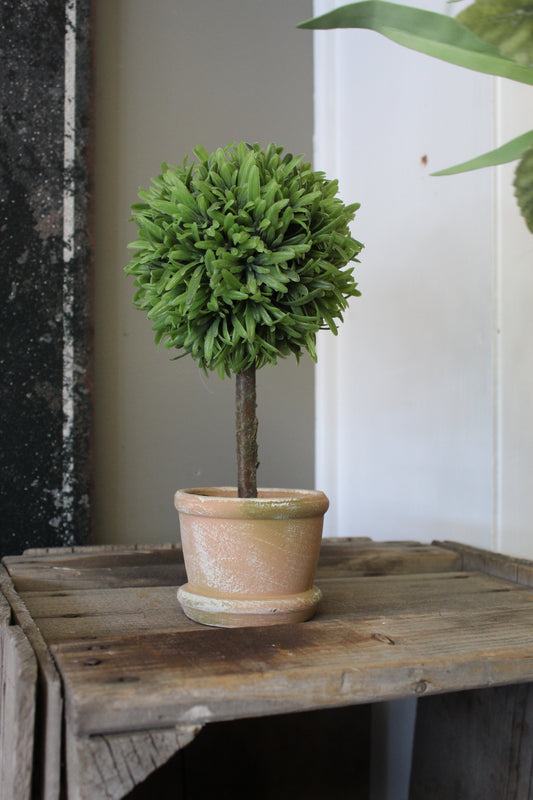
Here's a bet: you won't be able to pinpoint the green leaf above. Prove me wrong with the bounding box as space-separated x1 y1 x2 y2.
204 319 220 362
232 315 248 341
297 0 533 85
432 129 533 175
248 165 261 202
458 0 533 68
185 264 204 308
137 217 164 244
150 199 179 216
167 175 197 209
514 145 533 232
193 144 210 162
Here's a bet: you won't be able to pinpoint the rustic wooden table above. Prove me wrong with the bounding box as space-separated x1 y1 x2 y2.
1 538 533 800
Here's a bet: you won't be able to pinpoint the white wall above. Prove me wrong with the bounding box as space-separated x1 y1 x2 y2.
93 0 314 545
313 0 533 559
496 79 533 558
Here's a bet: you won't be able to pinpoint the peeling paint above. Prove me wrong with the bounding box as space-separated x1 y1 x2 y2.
0 0 92 555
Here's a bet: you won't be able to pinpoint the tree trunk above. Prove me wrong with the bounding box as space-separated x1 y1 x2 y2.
236 366 258 498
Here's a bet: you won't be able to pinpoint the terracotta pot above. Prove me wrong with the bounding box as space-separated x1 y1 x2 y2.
174 487 329 628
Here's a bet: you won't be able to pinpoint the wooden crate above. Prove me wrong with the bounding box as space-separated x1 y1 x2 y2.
0 570 37 800
2 538 533 799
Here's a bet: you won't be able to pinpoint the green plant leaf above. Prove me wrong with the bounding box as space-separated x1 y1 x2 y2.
297 0 533 84
185 264 203 308
514 145 533 232
432 129 533 175
457 0 533 67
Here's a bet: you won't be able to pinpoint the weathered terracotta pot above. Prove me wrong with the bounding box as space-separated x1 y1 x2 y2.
174 487 329 628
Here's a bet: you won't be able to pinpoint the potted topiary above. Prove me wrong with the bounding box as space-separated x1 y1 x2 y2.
125 142 363 627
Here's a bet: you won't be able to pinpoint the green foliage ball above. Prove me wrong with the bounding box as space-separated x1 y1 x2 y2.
125 142 363 376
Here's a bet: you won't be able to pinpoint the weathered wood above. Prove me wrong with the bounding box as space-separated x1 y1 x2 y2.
3 548 187 593
317 540 462 578
4 540 460 595
0 625 37 800
0 585 10 627
48 569 533 738
0 564 62 800
65 725 201 800
437 540 533 587
23 542 183 557
4 539 533 799
21 585 197 644
19 569 533 646
410 683 533 799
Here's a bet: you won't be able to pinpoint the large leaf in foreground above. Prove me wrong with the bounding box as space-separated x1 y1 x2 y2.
298 0 533 84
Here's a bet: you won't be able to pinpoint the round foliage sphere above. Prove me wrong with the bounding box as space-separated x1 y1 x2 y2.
125 142 363 376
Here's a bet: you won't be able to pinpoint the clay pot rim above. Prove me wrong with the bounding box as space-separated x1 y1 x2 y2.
174 487 329 519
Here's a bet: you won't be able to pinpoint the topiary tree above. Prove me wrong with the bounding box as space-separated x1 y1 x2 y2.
125 142 363 497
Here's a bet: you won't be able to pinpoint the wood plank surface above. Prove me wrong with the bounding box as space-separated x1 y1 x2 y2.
437 540 533 587
3 539 461 594
17 569 533 645
66 725 201 800
0 625 37 800
0 586 10 627
318 539 461 577
47 569 533 737
0 565 62 800
4 538 533 800
2 548 187 593
410 683 533 799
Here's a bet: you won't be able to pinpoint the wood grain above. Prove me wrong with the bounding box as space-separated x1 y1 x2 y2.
4 539 460 594
0 564 62 800
0 625 37 800
438 540 533 587
410 683 533 799
66 725 201 800
47 570 533 737
317 540 461 578
3 548 187 593
19 569 533 645
4 539 533 800
0 586 10 627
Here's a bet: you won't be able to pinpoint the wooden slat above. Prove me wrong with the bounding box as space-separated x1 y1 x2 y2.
18 569 533 646
21 585 194 644
0 625 37 800
23 542 183 556
50 570 533 737
317 539 461 578
0 565 62 800
437 540 533 586
65 725 201 800
410 683 533 799
4 539 533 800
3 548 187 593
0 586 10 627
4 539 460 596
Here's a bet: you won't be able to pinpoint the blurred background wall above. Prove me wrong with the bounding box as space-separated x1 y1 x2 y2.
312 0 533 560
93 0 317 544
